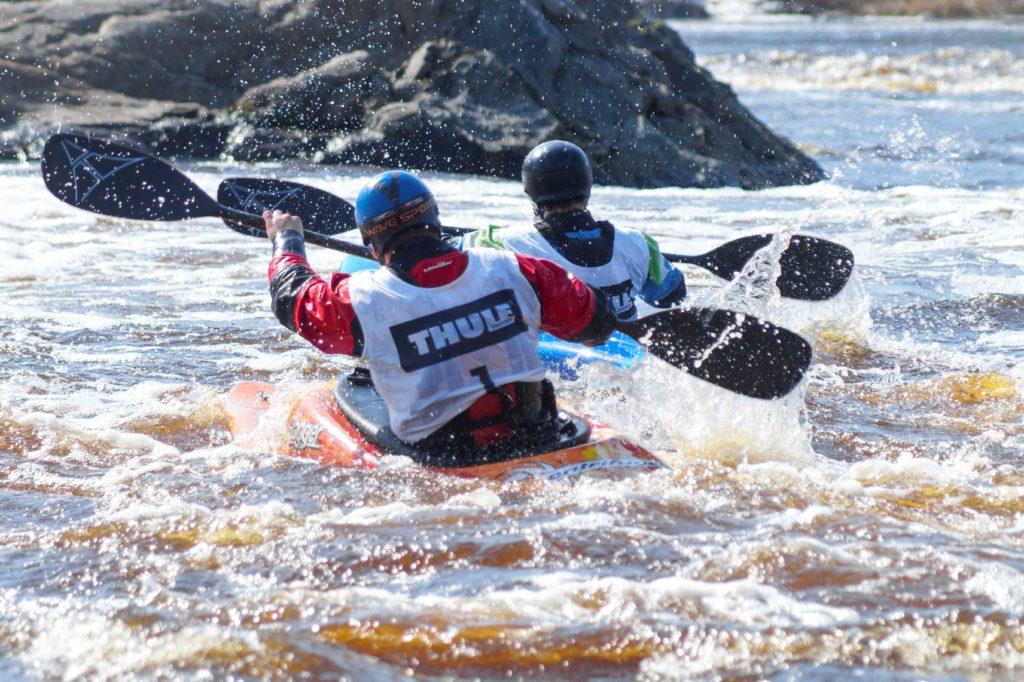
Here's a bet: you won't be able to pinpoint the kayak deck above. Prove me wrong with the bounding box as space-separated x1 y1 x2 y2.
224 379 668 482
333 370 593 466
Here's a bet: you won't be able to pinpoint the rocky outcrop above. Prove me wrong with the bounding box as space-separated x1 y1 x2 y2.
641 1 711 19
0 0 824 189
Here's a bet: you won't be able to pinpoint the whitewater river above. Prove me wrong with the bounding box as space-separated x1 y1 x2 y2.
2 16 1024 681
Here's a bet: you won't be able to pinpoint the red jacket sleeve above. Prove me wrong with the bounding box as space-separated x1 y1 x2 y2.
513 254 595 340
268 253 363 356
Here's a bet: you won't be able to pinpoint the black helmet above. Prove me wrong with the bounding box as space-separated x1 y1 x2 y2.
521 140 593 206
355 170 440 257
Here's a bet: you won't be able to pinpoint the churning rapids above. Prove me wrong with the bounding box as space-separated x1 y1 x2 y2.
2 16 1024 682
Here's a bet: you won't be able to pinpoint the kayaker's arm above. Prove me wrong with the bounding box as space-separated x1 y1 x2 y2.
513 254 616 346
269 229 312 331
266 212 364 356
638 234 686 308
569 289 617 346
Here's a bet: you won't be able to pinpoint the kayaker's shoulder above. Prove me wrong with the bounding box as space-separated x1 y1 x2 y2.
602 222 647 241
462 224 537 250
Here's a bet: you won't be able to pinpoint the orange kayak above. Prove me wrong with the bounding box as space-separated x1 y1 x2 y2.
223 379 668 483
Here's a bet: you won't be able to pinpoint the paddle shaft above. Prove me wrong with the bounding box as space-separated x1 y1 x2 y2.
664 249 756 267
224 205 373 258
216 177 850 300
396 228 850 302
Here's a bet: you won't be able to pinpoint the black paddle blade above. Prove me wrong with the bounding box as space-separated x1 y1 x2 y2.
777 235 854 300
41 134 221 222
617 307 812 399
218 177 356 238
669 234 854 301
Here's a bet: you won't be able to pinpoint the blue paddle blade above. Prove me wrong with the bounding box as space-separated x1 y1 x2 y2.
41 134 222 221
218 177 356 238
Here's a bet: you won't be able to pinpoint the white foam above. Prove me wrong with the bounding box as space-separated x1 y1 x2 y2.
312 494 503 526
26 609 262 682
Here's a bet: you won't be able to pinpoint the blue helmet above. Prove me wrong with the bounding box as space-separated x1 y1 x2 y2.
355 170 440 257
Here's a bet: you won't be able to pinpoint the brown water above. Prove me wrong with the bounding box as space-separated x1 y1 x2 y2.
2 17 1024 682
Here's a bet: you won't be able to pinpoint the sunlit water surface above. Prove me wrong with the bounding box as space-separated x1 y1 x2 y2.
1 16 1023 682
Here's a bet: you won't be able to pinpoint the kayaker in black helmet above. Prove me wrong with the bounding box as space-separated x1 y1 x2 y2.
264 169 617 458
464 140 686 320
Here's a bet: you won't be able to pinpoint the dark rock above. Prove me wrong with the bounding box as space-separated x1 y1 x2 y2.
227 129 332 163
0 0 824 188
640 1 712 19
235 51 393 133
321 40 560 177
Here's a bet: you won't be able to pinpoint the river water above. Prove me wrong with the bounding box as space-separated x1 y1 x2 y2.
2 16 1023 682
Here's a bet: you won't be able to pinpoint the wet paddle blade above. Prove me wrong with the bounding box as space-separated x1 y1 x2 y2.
667 234 854 301
41 133 221 222
40 133 368 254
218 177 356 238
777 235 854 300
219 176 477 239
617 307 812 399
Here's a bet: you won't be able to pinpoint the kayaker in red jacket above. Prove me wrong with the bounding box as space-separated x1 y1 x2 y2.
266 170 617 458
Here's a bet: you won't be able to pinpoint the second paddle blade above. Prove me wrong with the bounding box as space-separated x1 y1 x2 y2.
218 177 356 237
618 307 812 400
777 235 854 301
693 234 854 301
41 133 221 221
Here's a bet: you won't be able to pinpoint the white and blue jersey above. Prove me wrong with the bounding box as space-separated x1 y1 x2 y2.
462 211 685 320
348 249 546 442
